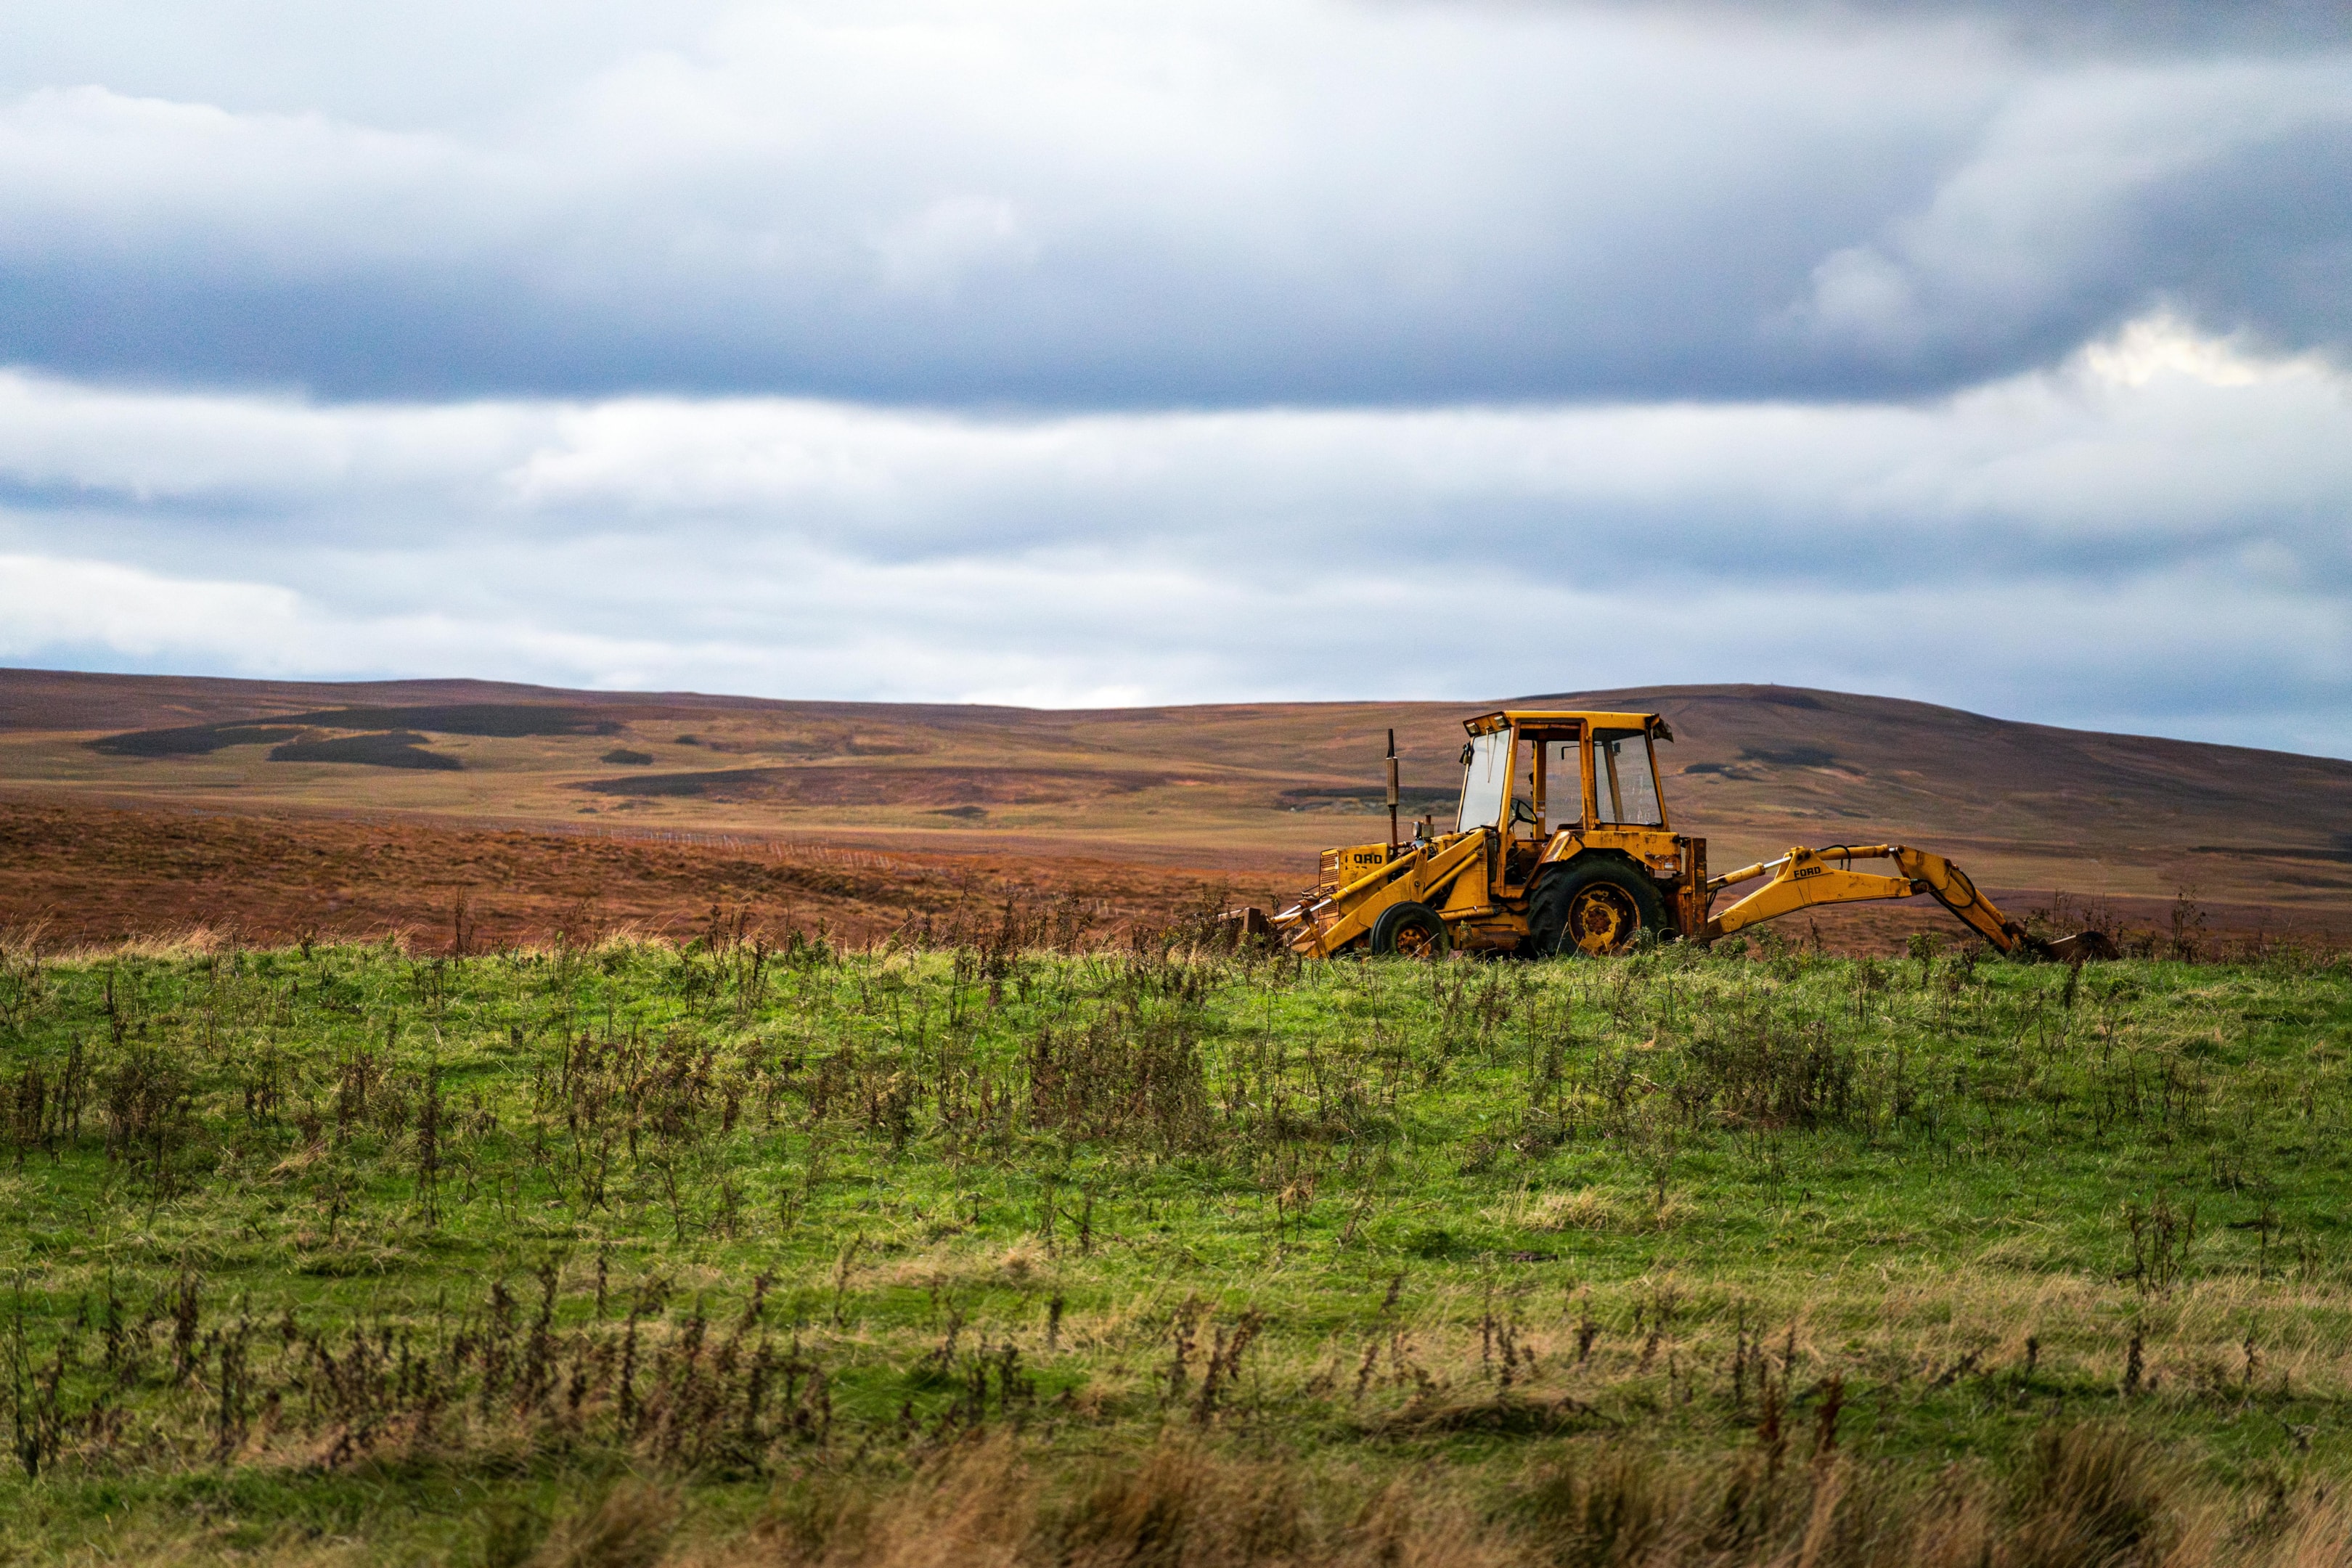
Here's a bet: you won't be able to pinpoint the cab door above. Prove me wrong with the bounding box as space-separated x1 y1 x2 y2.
1505 728 1561 893
1528 725 1586 836
1507 724 1581 894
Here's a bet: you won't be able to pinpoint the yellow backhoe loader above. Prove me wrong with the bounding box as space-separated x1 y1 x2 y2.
1247 707 2115 961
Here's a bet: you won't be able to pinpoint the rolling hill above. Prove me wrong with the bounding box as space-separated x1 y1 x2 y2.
2 666 2348 945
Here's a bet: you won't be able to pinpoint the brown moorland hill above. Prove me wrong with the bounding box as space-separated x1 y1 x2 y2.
0 798 1212 952
2 666 2347 947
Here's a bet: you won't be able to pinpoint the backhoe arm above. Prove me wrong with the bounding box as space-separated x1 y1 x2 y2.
1704 844 2111 959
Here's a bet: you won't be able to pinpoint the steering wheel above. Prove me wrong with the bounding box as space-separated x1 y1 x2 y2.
1510 797 1538 829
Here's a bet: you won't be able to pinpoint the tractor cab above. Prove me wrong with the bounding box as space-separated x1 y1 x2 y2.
1456 711 1675 854
1454 710 1670 840
1285 709 1707 957
1449 711 1703 950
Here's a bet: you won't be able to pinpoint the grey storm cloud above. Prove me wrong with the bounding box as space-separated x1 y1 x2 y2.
1628 1 2352 55
1678 0 2352 54
0 0 2346 761
1 319 2346 751
0 0 2345 404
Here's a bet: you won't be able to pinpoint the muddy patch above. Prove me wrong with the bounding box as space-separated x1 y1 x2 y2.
267 731 463 770
92 704 624 756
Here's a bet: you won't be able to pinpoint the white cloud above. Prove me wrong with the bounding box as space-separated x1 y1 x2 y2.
1783 55 2352 364
870 197 1037 298
1 313 2344 751
0 552 303 656
0 86 497 261
0 1 2344 401
2079 311 2271 387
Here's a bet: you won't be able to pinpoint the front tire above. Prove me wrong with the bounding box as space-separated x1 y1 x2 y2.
1370 900 1451 958
1529 860 1667 957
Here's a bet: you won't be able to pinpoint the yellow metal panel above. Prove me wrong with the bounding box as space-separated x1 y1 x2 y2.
1463 709 1663 735
1711 858 1916 936
1297 830 1490 956
1318 841 1393 895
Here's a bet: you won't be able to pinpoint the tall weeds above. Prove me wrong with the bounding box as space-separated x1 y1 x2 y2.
0 931 2345 1564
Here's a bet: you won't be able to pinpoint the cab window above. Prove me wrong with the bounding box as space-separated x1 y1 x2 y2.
1540 740 1580 828
1593 728 1664 826
1457 730 1511 833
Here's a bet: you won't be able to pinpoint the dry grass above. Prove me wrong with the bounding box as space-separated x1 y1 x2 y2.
534 1482 682 1568
658 1429 2349 1568
1495 1189 1696 1234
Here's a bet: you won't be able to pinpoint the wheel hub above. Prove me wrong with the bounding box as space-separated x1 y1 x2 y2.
1392 923 1441 958
1567 884 1638 955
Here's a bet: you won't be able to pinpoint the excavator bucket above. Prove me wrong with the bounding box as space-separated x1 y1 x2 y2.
2038 930 2120 963
1217 905 1274 942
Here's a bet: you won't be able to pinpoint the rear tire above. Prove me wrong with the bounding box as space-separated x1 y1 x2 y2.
1529 860 1667 957
1370 900 1451 958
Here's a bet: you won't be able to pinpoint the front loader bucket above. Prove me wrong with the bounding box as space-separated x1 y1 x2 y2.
1216 906 1274 943
2039 930 2120 963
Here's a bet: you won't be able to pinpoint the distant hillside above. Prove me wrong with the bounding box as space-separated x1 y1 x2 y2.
3 666 2348 923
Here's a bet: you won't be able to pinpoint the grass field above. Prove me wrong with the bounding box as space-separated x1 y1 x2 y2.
4 918 2351 1566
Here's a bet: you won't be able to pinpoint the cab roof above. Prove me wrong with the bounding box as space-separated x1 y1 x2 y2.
1462 709 1672 739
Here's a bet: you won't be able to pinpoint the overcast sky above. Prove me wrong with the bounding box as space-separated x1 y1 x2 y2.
1 1 2347 755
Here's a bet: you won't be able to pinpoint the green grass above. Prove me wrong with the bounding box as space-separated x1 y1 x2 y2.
2 926 2350 1564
